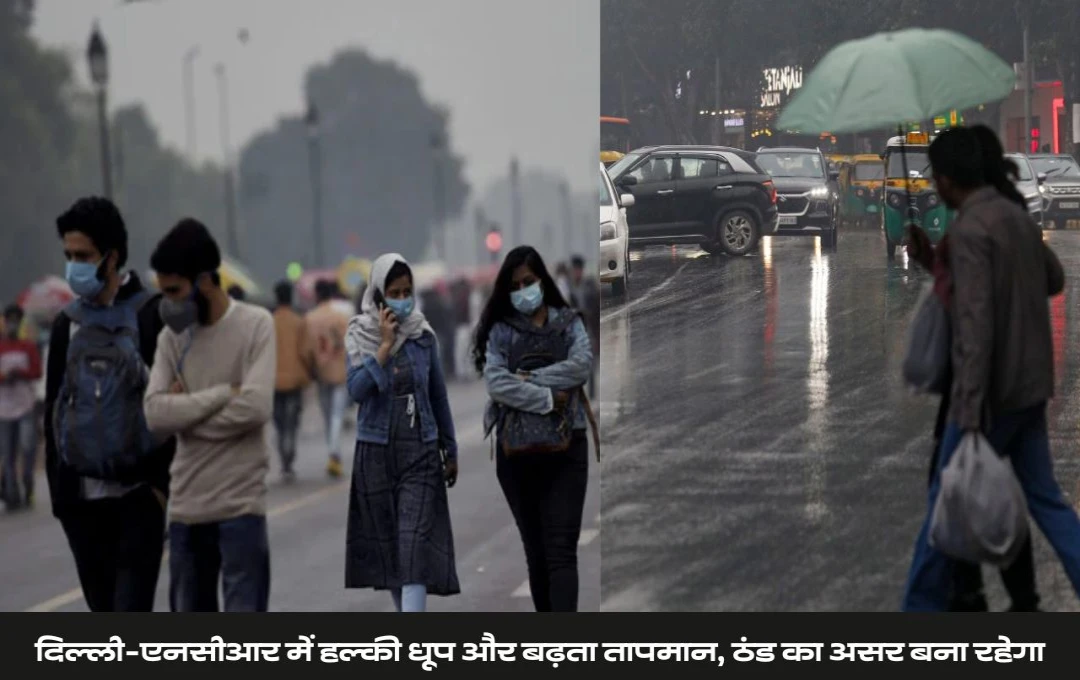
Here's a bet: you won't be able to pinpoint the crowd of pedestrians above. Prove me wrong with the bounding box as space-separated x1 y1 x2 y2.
6 194 598 613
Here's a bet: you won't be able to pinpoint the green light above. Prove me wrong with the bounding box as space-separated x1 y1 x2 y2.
286 262 303 281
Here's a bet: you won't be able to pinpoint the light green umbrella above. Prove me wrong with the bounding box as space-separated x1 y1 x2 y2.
778 28 1016 134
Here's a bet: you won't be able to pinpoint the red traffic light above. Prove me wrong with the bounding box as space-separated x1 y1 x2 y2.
485 230 503 253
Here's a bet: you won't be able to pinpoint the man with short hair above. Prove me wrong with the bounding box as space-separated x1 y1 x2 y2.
144 218 275 612
0 304 42 510
903 128 1080 611
271 280 311 482
45 196 174 611
305 279 350 478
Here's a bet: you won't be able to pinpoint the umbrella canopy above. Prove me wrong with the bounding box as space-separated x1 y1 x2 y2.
778 28 1016 134
295 269 339 307
17 275 74 320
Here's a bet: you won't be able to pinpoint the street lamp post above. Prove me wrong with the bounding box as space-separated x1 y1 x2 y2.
305 100 325 268
431 133 447 261
559 180 573 260
509 157 522 249
183 45 199 160
87 23 112 199
214 63 240 258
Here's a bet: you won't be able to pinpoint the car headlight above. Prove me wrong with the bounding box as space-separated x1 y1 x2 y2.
1039 185 1048 195
810 186 829 198
600 221 617 241
887 192 903 208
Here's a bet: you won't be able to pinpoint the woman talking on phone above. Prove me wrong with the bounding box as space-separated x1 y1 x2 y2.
473 245 597 612
343 253 460 612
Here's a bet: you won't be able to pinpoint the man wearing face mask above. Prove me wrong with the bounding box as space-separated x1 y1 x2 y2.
44 197 175 612
143 219 276 612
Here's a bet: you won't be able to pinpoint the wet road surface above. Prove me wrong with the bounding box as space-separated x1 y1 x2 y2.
599 230 1080 611
0 380 599 612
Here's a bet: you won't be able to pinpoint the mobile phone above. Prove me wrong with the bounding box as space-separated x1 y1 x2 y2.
373 289 387 312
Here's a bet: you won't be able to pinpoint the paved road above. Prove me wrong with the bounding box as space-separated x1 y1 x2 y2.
600 229 1080 612
0 380 599 612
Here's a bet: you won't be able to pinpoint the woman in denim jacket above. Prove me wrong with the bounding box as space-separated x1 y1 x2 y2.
472 246 594 611
343 253 460 612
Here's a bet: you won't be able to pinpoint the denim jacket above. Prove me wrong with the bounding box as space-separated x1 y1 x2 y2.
346 331 457 459
482 308 593 438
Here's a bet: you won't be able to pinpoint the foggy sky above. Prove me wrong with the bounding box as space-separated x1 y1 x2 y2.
32 0 599 190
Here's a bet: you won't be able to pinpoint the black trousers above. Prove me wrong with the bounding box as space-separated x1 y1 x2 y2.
273 389 304 472
497 432 588 612
931 393 1039 611
59 485 167 612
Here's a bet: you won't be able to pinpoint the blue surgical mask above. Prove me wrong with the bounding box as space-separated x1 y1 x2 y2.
511 281 544 315
385 296 414 320
65 260 105 299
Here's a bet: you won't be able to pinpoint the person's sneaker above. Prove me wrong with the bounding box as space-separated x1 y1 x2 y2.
327 455 343 479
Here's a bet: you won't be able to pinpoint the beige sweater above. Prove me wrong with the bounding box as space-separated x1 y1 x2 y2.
144 300 276 524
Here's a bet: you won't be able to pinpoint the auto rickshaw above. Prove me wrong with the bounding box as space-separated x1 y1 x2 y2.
840 154 885 228
881 131 953 259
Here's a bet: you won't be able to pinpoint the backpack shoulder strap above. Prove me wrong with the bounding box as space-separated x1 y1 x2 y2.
62 299 86 325
550 309 580 335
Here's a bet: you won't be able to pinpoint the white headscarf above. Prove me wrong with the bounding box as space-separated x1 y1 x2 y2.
345 253 433 364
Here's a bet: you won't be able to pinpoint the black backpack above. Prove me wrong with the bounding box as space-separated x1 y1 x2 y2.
52 292 157 480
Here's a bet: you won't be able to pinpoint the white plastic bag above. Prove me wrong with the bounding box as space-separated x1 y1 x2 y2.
929 431 1029 567
902 283 951 394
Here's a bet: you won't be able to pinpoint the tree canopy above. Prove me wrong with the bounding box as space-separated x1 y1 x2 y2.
0 4 471 301
238 49 469 284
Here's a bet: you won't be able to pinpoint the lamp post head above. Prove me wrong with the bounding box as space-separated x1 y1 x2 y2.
87 22 108 88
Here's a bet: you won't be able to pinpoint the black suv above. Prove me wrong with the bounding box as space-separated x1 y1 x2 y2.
755 147 840 247
607 145 779 256
1029 153 1080 230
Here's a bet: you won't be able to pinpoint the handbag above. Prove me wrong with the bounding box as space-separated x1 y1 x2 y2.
499 313 598 458
928 431 1029 567
902 283 951 394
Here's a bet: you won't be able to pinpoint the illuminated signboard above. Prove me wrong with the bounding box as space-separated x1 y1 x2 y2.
724 117 745 128
760 66 803 108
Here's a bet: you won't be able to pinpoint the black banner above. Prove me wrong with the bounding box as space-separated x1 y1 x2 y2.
4 614 1065 678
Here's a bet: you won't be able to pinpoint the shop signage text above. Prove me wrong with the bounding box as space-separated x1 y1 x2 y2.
760 66 803 108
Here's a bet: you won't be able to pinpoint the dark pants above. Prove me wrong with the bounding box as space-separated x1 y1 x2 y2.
929 393 1039 611
168 514 270 612
59 486 166 611
273 389 303 472
440 330 456 380
497 432 588 612
0 413 36 507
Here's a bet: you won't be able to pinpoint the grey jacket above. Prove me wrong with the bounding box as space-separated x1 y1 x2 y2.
949 186 1065 430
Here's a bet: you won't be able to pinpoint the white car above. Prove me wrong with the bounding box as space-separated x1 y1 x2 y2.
600 162 634 296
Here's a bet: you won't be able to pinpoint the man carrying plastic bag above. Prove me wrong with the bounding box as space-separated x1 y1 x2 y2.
902 128 1080 611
